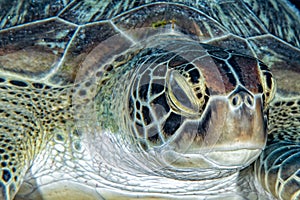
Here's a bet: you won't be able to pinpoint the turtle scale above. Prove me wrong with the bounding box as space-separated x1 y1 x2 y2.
0 0 299 200
0 18 77 82
0 0 70 29
1 0 300 92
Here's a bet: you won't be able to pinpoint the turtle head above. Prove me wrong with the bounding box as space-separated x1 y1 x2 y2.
121 38 276 170
160 86 268 169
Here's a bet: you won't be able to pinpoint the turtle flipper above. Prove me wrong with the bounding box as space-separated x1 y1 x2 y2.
255 97 300 200
0 79 46 199
0 106 33 200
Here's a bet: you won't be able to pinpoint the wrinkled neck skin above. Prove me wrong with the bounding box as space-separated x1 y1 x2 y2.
88 131 238 198
78 130 265 199
21 126 272 200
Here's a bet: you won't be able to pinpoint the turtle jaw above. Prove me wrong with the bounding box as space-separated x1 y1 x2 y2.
201 148 262 168
160 93 268 169
160 149 262 169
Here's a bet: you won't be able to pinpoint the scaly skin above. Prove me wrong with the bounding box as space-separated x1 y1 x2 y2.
0 37 278 200
0 1 299 200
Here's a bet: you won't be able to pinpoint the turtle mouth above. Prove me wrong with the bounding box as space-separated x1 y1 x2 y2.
160 147 262 169
202 148 262 168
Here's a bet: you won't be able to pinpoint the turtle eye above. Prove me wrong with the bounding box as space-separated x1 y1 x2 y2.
258 62 276 106
167 68 208 116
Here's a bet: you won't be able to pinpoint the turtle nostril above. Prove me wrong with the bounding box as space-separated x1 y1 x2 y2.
245 95 254 107
231 95 241 106
229 87 255 108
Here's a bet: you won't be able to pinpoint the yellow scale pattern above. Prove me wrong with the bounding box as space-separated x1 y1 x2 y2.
0 76 73 199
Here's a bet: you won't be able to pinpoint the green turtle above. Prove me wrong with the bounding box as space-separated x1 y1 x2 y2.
0 0 300 199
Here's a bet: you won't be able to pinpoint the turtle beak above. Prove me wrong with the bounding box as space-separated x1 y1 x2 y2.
209 87 268 150
162 87 267 169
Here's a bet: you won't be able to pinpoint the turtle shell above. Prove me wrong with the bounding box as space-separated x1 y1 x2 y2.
0 0 299 96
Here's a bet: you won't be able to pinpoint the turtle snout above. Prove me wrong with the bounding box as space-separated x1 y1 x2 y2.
229 87 255 108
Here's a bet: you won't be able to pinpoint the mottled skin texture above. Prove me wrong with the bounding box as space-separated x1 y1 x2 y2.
0 0 299 200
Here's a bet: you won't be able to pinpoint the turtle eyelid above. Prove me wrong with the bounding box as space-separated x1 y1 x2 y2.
168 71 195 111
166 70 206 116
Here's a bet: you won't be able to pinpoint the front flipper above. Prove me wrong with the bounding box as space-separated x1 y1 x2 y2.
0 106 37 200
255 97 300 200
0 80 47 200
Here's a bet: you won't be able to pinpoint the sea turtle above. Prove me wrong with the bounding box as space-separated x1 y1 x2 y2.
0 0 299 199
